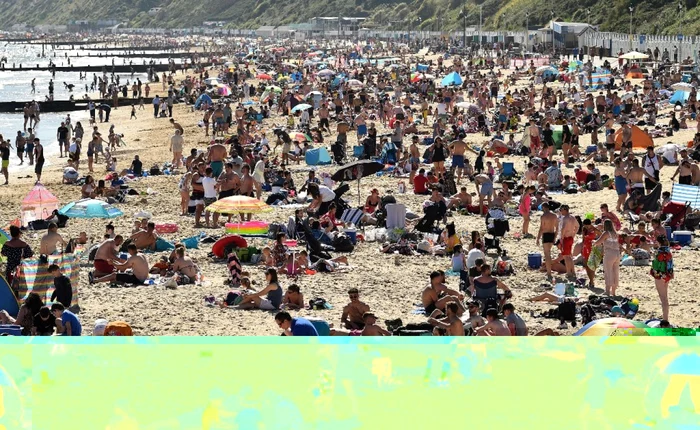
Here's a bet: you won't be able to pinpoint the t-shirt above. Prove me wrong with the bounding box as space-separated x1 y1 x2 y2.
60 310 82 336
413 175 428 193
318 185 335 202
466 248 486 269
57 126 69 140
202 177 218 199
506 313 528 336
290 317 319 336
0 146 9 161
51 275 73 308
33 313 56 335
575 169 591 185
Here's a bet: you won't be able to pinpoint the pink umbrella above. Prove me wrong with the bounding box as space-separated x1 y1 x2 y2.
257 73 272 80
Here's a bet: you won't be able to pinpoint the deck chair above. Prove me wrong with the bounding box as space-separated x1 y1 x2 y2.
385 203 406 230
352 145 364 160
500 162 516 180
340 207 364 226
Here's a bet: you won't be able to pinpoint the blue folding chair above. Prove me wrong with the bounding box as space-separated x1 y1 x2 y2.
500 162 516 179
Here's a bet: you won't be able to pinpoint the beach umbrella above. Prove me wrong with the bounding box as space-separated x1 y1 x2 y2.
441 71 463 86
620 92 637 102
291 103 312 113
305 91 323 98
332 160 385 205
535 65 558 75
620 51 649 60
59 199 123 219
268 85 283 93
347 79 364 87
573 318 651 336
294 132 311 142
671 82 694 91
256 73 272 80
277 75 291 82
203 78 220 86
204 196 272 215
317 69 335 77
218 85 231 96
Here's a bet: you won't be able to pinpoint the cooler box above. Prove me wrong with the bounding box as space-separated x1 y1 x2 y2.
672 230 692 246
528 253 542 269
0 325 22 336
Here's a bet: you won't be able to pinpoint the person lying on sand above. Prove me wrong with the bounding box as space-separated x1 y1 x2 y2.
361 312 392 336
341 287 370 330
281 284 304 310
475 309 511 336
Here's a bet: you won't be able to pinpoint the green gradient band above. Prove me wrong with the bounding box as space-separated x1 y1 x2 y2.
1 336 699 429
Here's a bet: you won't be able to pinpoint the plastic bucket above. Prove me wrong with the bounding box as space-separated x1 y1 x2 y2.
528 252 542 269
672 230 692 246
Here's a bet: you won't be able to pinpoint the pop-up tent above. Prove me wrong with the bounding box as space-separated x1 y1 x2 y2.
21 184 59 226
0 275 19 317
614 125 654 151
194 93 213 109
305 147 332 166
670 90 690 105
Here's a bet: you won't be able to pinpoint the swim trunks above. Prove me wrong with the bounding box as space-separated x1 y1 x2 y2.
94 259 114 274
424 302 437 315
116 273 144 285
561 236 574 256
480 181 494 196
542 232 556 244
452 155 465 168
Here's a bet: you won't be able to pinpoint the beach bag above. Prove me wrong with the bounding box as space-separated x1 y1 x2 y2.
332 234 354 253
587 245 603 271
225 291 244 306
580 303 596 325
149 165 162 176
309 297 331 310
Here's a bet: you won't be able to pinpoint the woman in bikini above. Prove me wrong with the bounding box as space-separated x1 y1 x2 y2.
364 189 381 215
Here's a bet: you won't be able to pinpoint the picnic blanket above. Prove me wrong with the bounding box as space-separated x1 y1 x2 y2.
18 251 82 306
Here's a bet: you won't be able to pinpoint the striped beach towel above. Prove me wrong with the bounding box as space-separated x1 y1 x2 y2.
18 252 81 306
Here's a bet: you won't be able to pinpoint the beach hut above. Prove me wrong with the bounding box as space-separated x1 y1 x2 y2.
613 125 653 151
20 184 59 227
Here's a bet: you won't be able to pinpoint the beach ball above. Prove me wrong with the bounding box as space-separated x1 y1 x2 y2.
644 350 700 427
585 212 595 221
0 365 23 430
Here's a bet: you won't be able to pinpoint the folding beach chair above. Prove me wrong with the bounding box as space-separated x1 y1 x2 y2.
385 203 406 230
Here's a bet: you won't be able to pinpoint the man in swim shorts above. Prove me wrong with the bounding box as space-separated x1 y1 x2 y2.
206 142 227 177
474 173 493 216
559 205 579 279
91 235 124 281
537 202 559 279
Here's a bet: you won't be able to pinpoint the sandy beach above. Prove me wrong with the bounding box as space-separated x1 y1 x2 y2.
1 53 698 336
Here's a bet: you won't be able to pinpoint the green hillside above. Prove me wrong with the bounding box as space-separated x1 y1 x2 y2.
0 0 699 34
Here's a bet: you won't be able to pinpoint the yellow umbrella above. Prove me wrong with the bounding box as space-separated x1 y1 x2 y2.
204 196 273 215
277 75 291 82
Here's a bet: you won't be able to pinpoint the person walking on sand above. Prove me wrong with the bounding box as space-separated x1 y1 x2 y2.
170 129 184 169
0 138 10 185
536 202 558 280
33 138 44 183
558 205 578 280
650 235 673 320
519 185 535 239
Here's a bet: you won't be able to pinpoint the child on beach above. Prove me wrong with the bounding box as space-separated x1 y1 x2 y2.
48 264 72 309
520 185 535 238
131 105 137 119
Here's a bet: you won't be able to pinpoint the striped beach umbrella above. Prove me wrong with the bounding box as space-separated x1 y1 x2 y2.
573 318 651 336
58 199 123 219
204 196 272 215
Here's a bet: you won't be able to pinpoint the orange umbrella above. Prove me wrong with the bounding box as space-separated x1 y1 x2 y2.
256 73 272 80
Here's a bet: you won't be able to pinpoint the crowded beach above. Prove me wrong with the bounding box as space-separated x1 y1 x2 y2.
0 34 697 336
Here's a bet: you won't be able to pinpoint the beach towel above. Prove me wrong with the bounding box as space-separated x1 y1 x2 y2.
18 252 81 307
155 237 176 251
587 245 603 271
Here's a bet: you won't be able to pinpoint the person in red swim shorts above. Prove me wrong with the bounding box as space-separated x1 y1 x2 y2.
558 205 579 280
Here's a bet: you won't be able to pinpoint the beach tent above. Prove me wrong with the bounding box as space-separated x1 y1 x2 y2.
305 147 332 166
194 93 213 109
589 70 611 90
0 275 19 317
21 184 59 227
613 125 653 150
670 90 690 105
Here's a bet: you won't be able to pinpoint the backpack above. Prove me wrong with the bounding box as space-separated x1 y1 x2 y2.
308 297 331 310
225 291 243 306
558 300 577 325
332 234 354 253
580 303 596 325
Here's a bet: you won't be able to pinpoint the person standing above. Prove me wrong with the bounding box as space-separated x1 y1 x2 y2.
642 145 663 193
558 205 578 280
56 121 69 158
0 139 10 185
536 202 558 280
650 235 673 321
170 129 184 168
152 94 160 118
33 138 44 183
593 220 620 296
15 130 25 165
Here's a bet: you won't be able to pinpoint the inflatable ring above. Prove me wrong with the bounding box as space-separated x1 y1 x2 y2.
155 223 179 234
212 235 248 258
